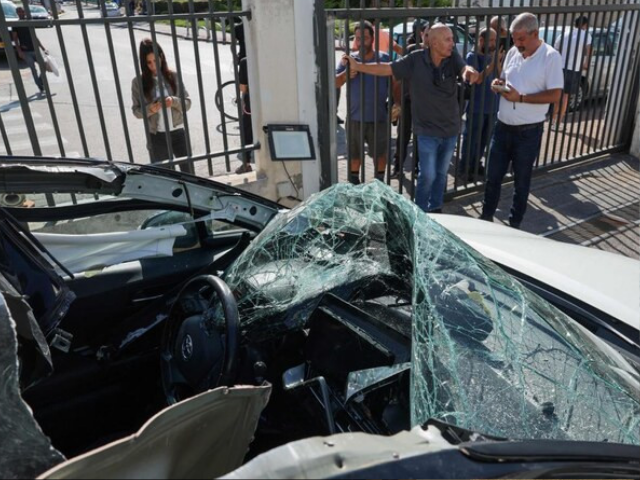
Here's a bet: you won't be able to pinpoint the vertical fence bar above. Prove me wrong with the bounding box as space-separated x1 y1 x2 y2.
208 6 232 173
0 113 12 156
583 7 610 156
187 0 211 174
605 6 639 149
98 0 134 163
167 0 194 165
50 0 90 158
593 5 622 152
226 0 248 174
126 3 154 165
571 2 595 160
602 5 632 149
74 0 113 160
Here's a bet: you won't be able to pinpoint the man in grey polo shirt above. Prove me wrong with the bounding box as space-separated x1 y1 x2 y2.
481 13 564 229
344 23 479 213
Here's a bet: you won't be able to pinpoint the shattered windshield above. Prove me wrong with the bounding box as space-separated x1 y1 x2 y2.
225 182 640 444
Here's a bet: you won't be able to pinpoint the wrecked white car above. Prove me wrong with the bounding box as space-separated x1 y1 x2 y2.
0 158 638 479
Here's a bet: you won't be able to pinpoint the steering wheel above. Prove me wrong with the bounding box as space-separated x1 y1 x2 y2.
161 275 239 405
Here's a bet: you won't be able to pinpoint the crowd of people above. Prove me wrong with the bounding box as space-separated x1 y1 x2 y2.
337 12 580 228
9 7 590 230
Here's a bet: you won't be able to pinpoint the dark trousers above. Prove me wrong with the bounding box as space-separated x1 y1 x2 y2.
240 96 253 163
394 98 413 172
459 113 493 177
482 121 543 227
149 128 193 174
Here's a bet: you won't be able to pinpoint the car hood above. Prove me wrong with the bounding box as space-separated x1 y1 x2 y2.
432 214 640 331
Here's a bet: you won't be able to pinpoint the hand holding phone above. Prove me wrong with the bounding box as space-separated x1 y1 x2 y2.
492 84 511 94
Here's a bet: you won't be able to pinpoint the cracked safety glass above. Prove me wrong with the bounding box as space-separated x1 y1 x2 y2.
224 182 639 444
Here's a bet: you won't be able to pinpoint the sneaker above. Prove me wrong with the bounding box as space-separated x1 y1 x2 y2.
235 163 252 174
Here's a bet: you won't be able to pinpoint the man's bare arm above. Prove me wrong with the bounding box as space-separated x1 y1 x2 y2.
346 55 394 77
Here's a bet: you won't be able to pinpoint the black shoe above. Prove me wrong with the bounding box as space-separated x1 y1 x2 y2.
348 173 361 185
480 214 493 223
337 116 345 125
428 208 443 214
509 220 521 230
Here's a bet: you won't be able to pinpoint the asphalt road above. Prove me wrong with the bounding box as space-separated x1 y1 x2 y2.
0 4 243 175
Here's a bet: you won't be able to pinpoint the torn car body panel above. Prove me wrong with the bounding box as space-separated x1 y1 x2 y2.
38 385 272 480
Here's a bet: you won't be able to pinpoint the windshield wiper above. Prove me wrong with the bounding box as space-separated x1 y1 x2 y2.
460 439 640 464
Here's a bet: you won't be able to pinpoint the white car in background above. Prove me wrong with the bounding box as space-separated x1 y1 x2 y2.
103 1 122 17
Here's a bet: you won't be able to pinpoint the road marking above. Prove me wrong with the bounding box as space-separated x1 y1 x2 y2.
0 111 43 123
4 123 55 136
0 136 68 155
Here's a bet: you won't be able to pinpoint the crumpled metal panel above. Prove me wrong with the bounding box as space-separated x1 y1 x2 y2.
225 182 640 444
0 287 65 480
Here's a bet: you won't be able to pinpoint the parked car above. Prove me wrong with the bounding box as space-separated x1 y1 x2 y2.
0 0 18 56
540 25 620 111
389 20 475 57
1 158 638 479
103 1 122 17
28 4 52 19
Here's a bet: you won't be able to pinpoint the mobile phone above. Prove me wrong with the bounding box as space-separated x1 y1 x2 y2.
498 37 509 52
493 84 511 93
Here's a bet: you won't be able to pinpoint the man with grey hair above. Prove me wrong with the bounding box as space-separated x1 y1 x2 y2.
480 12 563 229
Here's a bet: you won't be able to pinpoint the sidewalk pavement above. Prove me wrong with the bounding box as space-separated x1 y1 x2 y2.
130 17 235 44
444 153 640 260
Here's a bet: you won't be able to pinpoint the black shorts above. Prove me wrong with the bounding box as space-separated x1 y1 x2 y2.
563 69 582 94
348 121 388 160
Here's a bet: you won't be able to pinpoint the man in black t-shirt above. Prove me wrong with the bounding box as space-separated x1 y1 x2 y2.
12 7 49 93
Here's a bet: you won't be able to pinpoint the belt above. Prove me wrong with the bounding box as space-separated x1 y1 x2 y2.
498 120 543 132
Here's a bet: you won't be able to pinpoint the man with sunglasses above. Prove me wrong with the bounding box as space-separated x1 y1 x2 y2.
344 23 479 213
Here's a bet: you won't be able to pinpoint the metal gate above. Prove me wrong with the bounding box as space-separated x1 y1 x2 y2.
317 0 640 200
0 0 255 176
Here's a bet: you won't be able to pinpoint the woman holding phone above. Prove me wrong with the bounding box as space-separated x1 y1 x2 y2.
131 39 193 173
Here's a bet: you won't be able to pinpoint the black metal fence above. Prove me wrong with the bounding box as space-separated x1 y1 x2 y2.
321 0 640 201
0 0 255 175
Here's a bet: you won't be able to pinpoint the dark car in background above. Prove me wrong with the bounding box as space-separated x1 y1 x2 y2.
0 0 18 56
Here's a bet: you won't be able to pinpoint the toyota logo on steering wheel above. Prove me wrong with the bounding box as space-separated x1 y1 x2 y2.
181 335 194 361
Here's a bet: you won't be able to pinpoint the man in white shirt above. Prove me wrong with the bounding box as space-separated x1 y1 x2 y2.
480 13 564 229
552 16 592 130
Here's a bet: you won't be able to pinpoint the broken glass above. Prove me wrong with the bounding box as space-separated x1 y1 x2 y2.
224 182 640 444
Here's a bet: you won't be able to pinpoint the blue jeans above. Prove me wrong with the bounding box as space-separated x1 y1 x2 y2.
23 51 43 91
458 113 494 177
416 135 457 212
482 121 544 227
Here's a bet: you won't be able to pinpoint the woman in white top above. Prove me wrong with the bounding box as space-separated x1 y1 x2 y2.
131 39 193 174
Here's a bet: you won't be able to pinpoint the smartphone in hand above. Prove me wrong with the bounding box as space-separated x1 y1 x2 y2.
492 84 512 94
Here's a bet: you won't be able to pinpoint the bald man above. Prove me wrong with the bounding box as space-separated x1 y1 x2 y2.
344 23 479 213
